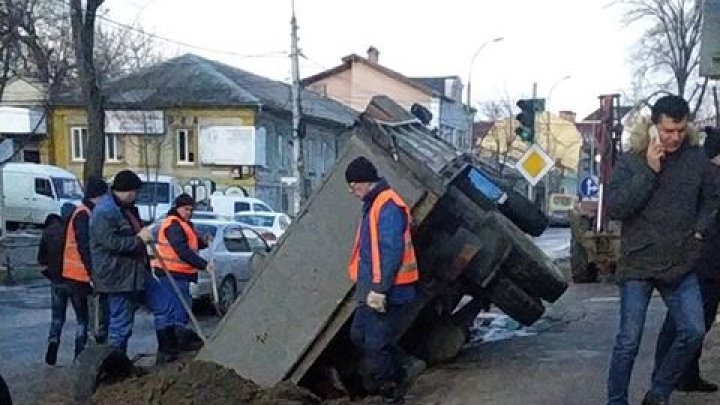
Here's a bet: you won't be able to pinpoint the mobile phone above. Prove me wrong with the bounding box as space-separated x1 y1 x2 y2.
649 125 659 141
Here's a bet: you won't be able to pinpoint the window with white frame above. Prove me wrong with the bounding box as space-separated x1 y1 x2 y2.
306 139 316 173
320 141 327 173
105 134 121 161
176 129 194 164
277 133 285 169
71 127 88 162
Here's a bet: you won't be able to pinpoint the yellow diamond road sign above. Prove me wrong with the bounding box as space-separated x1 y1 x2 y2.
516 144 554 186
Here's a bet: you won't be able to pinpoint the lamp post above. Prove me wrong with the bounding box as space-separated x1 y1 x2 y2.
543 74 571 212
466 36 504 108
547 74 572 112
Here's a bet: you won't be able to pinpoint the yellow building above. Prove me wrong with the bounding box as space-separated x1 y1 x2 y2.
46 54 356 211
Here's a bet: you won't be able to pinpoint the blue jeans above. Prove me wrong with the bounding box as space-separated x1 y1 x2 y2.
146 275 191 330
107 292 143 352
350 304 406 385
607 273 705 404
48 282 89 351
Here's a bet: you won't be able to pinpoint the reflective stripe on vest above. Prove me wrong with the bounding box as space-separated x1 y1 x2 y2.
347 189 419 285
62 204 91 283
150 216 199 275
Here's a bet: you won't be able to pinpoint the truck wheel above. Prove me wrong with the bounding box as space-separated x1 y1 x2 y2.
0 373 11 405
415 318 467 365
571 238 598 283
485 277 544 326
497 189 549 237
73 345 132 402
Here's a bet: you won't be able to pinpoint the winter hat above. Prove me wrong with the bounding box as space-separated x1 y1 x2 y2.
345 156 380 183
174 193 195 208
704 127 720 159
85 175 109 199
112 170 142 191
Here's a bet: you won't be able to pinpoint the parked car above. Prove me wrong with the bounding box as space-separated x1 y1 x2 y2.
150 219 270 314
210 195 274 217
2 163 83 230
234 212 291 246
547 193 577 227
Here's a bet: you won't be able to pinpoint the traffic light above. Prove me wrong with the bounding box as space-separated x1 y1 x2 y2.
514 98 546 143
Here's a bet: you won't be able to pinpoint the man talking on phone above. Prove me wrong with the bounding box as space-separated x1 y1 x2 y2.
606 95 719 405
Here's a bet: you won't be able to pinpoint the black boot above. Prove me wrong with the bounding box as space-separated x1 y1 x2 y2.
45 341 59 366
155 329 177 366
175 327 203 352
677 378 719 392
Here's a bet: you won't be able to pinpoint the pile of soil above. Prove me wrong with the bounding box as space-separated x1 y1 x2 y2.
91 360 322 405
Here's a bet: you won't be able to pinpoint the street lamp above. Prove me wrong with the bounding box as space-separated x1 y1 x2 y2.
466 36 504 108
547 74 572 112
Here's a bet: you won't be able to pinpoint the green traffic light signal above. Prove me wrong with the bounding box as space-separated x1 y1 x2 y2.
515 126 533 142
515 99 536 143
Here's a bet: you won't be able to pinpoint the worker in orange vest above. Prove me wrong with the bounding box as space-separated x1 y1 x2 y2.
44 175 108 365
147 194 212 364
345 156 419 405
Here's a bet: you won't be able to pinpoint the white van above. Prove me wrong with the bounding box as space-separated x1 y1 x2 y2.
134 173 184 224
1 163 83 229
209 195 274 217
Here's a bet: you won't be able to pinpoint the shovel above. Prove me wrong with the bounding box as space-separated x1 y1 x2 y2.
206 245 222 316
147 241 207 344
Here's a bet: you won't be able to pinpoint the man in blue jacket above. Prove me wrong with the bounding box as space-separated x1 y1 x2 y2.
346 156 419 404
90 170 151 353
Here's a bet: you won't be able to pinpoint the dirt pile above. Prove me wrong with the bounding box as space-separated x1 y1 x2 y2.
91 360 321 405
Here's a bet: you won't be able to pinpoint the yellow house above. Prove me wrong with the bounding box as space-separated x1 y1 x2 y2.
46 54 356 211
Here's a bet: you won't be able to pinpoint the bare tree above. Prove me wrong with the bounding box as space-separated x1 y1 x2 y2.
616 0 706 109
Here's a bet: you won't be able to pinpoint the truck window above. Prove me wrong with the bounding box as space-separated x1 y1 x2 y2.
234 202 250 212
137 182 171 204
51 177 83 200
253 203 272 212
35 178 53 198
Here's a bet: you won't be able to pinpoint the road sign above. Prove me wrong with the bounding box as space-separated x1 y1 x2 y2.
580 176 600 198
515 144 554 186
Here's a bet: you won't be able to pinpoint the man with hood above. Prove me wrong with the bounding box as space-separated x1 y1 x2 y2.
90 170 152 353
606 95 718 405
147 194 212 364
345 156 419 404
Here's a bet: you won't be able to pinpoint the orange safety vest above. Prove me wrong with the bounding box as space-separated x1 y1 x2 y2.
150 216 199 275
62 204 91 283
348 189 419 285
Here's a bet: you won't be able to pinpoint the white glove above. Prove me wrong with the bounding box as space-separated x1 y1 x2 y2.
137 227 153 243
366 291 387 313
205 261 215 274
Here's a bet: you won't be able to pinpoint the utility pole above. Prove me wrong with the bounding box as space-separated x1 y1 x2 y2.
290 0 306 215
527 82 537 202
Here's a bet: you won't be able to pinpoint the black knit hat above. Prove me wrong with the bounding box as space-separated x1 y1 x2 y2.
704 127 720 159
85 175 108 199
174 193 195 208
345 156 380 183
112 170 142 191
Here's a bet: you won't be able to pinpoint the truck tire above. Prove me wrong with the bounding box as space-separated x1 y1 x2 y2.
571 238 598 283
497 189 548 237
502 260 568 303
484 277 544 326
73 345 132 402
0 373 11 405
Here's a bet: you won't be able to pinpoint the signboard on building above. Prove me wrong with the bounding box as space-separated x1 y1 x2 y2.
0 107 46 134
199 125 266 166
105 110 165 134
515 144 554 186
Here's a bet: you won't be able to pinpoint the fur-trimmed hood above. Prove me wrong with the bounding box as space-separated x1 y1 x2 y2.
627 116 701 153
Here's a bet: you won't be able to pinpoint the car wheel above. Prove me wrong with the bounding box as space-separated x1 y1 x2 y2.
218 276 237 314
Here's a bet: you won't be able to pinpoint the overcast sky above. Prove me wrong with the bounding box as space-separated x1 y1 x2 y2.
106 0 648 119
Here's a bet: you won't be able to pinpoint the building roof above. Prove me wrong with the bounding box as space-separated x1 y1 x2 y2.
53 54 357 126
302 54 438 98
473 121 494 142
582 105 633 121
410 76 460 95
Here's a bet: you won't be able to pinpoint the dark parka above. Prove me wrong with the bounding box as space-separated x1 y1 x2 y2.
89 193 149 293
607 119 719 284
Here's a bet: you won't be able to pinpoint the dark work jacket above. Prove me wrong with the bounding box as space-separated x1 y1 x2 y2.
353 179 416 305
38 221 65 284
89 194 149 293
158 211 208 282
607 138 719 285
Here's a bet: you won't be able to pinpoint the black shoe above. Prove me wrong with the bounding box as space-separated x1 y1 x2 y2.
45 341 59 366
175 327 203 352
155 329 177 366
677 378 719 392
380 382 404 405
641 391 668 405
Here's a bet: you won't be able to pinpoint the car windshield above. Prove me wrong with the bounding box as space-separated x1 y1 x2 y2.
235 214 274 228
194 224 217 242
137 181 170 205
51 177 83 200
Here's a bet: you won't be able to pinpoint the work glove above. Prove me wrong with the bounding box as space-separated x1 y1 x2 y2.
205 261 215 274
366 291 387 313
137 227 153 244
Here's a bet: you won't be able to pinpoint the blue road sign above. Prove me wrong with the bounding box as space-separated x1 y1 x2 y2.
580 176 599 198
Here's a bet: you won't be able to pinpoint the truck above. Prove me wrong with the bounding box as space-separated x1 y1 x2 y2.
569 94 623 282
1 162 83 230
75 95 567 401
